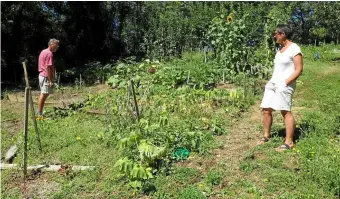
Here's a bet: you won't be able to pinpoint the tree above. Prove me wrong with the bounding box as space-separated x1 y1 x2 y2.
1 2 53 83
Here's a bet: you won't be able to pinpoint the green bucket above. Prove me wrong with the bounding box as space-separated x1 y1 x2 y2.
172 147 190 160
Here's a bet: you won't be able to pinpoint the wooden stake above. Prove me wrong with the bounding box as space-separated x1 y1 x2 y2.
1 163 95 171
130 80 140 122
22 62 30 87
22 62 42 151
28 87 42 151
23 87 29 181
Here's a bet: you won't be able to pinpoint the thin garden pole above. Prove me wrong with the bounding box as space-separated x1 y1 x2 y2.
130 80 140 122
22 62 42 151
23 87 29 181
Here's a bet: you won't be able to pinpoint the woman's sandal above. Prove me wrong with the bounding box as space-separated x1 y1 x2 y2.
275 143 293 152
258 137 270 145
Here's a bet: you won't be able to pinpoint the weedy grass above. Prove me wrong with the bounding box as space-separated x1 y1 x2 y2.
1 45 339 198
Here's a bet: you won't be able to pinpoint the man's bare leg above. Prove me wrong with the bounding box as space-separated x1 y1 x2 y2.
37 93 49 114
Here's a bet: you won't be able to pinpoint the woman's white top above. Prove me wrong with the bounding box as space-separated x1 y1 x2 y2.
270 43 302 88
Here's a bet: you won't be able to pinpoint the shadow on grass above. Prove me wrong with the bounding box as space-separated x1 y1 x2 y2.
272 120 316 142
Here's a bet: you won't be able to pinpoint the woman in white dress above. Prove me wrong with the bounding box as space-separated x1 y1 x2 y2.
259 24 304 151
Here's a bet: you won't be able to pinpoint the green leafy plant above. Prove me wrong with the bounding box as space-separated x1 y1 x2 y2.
114 157 153 191
208 13 252 74
205 169 223 186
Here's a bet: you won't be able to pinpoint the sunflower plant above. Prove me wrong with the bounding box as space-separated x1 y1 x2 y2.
226 15 233 22
208 14 254 75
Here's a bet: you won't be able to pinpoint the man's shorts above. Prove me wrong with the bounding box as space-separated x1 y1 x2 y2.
39 75 53 94
260 81 295 111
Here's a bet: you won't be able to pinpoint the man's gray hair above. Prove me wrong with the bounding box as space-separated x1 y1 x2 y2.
48 38 59 46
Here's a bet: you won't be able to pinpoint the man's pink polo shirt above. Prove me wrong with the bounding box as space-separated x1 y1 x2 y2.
38 48 53 77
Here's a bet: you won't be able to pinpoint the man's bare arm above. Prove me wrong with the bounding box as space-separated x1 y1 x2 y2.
46 65 55 87
46 66 55 82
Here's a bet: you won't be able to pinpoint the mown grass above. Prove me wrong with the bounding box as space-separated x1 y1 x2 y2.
225 45 340 199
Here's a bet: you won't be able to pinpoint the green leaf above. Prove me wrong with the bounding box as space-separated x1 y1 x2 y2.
119 80 127 88
138 63 145 68
146 167 154 179
129 180 142 189
118 138 129 149
131 164 140 178
117 63 126 69
129 131 142 143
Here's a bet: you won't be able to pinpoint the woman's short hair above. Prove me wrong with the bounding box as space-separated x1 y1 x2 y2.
276 24 293 39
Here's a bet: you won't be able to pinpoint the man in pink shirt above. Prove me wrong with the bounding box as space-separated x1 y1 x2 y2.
37 38 59 116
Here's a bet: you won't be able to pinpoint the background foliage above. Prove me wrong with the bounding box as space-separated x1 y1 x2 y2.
1 2 340 84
